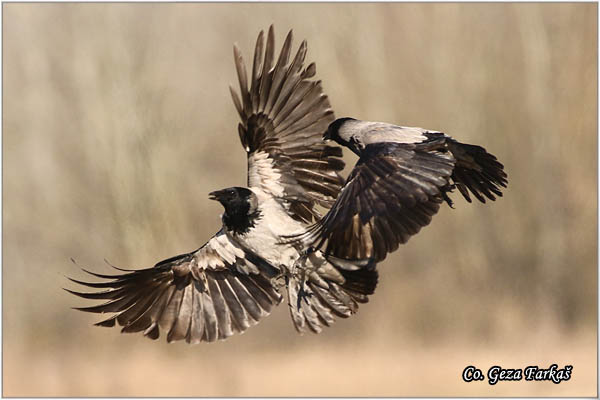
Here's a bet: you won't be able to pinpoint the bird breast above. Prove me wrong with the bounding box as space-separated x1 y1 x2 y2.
234 194 304 269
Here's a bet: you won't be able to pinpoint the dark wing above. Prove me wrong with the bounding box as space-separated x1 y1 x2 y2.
294 132 508 263
230 25 344 223
66 231 282 344
294 141 457 263
445 138 508 203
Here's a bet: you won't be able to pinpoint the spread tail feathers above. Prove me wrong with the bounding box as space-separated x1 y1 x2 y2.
286 251 378 334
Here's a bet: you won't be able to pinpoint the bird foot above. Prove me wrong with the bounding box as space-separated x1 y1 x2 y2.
296 280 313 311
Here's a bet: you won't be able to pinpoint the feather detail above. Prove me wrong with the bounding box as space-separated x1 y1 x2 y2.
231 25 344 224
67 231 282 343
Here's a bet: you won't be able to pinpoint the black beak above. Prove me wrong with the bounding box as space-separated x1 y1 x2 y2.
322 129 331 141
208 190 222 201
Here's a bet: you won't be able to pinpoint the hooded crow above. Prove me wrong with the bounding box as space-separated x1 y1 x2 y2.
67 27 378 343
292 118 508 263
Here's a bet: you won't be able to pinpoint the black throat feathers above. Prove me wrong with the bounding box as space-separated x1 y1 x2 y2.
222 202 262 235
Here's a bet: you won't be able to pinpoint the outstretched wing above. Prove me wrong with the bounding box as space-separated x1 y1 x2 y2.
230 26 345 223
294 128 508 263
67 231 282 344
444 138 508 203
294 141 457 263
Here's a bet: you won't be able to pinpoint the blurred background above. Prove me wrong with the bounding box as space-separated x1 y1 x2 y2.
3 3 597 397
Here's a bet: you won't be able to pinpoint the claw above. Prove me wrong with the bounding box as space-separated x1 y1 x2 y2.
270 272 286 291
296 280 313 310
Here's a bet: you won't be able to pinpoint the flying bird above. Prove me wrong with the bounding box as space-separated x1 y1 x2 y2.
292 117 508 262
67 26 378 344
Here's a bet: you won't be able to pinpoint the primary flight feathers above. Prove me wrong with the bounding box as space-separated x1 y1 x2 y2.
291 118 508 262
230 26 344 223
67 237 282 343
67 27 507 344
67 26 376 343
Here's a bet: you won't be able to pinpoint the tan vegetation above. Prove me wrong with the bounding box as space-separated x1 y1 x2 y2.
3 3 597 396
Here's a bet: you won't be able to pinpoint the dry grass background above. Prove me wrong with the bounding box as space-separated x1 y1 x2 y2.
2 2 597 397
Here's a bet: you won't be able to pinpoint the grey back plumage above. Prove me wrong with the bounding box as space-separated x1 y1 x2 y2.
294 118 508 262
342 120 433 144
67 27 374 344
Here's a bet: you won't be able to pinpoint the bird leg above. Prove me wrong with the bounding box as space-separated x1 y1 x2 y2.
290 248 317 310
270 270 287 292
296 246 317 262
296 278 313 310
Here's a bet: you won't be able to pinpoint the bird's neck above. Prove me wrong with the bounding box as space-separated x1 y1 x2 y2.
223 206 262 235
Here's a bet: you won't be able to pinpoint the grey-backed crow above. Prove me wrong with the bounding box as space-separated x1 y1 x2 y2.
292 117 508 262
67 27 378 344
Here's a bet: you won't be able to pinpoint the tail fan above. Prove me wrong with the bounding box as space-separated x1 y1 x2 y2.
286 251 378 334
